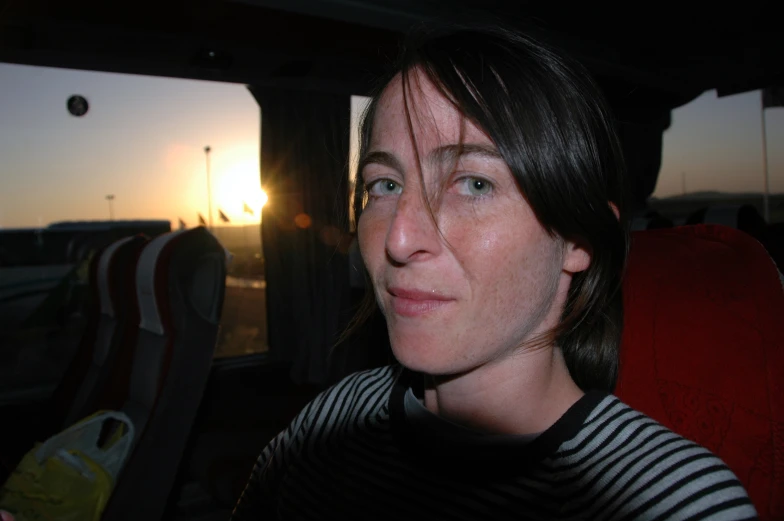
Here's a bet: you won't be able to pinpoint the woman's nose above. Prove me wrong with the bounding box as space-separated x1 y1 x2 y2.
384 188 442 264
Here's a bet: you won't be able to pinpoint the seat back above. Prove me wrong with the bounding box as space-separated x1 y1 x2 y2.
101 226 226 521
63 231 118 318
686 204 768 236
616 225 784 520
44 242 107 437
630 209 674 231
63 235 148 427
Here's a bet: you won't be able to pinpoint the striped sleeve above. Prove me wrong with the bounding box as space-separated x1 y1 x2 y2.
230 391 317 520
230 366 397 520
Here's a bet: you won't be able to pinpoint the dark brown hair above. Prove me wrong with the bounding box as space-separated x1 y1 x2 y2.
349 24 629 392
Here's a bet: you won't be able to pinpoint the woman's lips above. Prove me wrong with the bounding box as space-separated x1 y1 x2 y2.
387 287 454 317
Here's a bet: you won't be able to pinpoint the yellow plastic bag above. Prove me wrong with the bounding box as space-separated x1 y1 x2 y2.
0 411 134 521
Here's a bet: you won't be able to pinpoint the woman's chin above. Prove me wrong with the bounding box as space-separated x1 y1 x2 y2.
390 341 466 376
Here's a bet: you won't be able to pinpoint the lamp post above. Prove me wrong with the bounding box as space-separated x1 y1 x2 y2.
106 194 115 221
204 146 213 230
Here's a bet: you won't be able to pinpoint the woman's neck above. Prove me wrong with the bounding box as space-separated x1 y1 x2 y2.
422 346 583 435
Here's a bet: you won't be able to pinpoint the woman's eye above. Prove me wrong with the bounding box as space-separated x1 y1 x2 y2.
457 177 493 196
367 179 403 197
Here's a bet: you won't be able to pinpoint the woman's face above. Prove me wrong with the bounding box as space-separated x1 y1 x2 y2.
357 69 589 376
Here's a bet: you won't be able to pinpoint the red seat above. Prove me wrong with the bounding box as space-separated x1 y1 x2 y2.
617 225 784 520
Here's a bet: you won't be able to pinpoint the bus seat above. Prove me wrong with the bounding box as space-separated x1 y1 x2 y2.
617 224 784 521
687 204 744 227
62 234 148 427
43 241 107 437
630 209 674 231
686 204 767 237
62 231 117 318
0 244 105 484
101 226 226 521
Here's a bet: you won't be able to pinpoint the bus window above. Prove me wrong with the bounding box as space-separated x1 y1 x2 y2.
0 62 268 392
653 89 784 224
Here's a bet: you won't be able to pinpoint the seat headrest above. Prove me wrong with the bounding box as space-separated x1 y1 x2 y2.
618 224 784 517
137 230 189 335
630 210 674 231
98 236 138 318
621 225 783 377
702 204 744 228
136 228 225 335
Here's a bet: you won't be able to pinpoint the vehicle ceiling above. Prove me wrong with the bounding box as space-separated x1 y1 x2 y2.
0 0 781 120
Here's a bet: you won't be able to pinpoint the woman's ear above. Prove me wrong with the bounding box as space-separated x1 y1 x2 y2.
563 241 591 274
563 202 617 275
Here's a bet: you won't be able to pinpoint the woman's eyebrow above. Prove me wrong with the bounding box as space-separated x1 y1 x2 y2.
358 144 501 178
429 143 502 165
358 151 404 176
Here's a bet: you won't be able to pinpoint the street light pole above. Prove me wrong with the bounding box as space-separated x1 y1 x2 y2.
204 146 213 230
106 194 115 221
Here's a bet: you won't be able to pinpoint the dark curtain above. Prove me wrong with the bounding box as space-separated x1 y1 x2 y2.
616 115 670 214
247 85 360 385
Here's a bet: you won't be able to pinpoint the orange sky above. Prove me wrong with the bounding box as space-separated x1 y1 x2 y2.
0 63 782 230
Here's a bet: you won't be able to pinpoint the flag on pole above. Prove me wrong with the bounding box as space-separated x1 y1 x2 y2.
178 218 187 230
218 209 230 223
762 87 784 109
198 213 207 226
243 202 254 215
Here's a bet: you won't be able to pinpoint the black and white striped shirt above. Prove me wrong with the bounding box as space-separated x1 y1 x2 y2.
232 365 757 520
